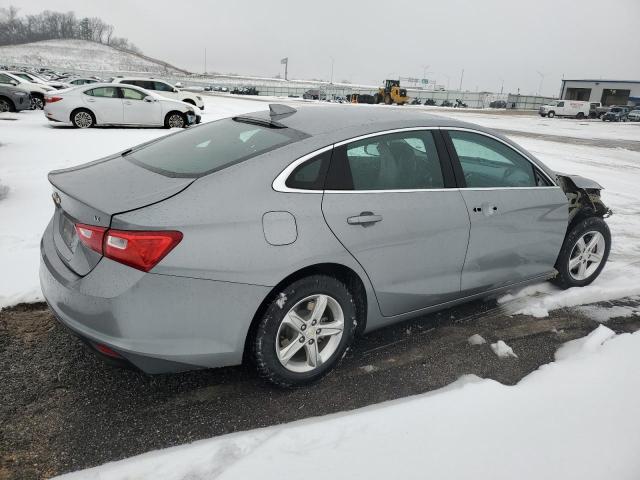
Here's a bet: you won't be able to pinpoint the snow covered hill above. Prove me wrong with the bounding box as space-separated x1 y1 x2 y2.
0 39 189 75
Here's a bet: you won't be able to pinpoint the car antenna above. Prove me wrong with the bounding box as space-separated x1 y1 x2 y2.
269 104 296 118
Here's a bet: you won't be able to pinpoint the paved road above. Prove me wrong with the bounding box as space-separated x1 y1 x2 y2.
2 298 639 479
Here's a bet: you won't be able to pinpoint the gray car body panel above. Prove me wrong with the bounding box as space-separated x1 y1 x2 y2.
0 84 31 111
40 105 581 373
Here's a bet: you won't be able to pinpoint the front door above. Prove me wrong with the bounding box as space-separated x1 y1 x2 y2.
322 129 470 317
120 87 162 125
444 129 568 295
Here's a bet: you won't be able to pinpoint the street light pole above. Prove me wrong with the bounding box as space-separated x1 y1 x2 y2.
458 69 464 91
204 47 207 74
330 57 334 84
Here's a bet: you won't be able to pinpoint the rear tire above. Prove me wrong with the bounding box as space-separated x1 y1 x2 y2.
252 275 357 388
552 216 611 289
576 112 585 119
71 108 95 128
164 111 186 128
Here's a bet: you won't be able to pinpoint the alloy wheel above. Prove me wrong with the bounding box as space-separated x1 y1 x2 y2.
276 294 345 373
568 230 605 281
31 97 44 110
0 99 10 113
74 111 93 128
168 114 185 128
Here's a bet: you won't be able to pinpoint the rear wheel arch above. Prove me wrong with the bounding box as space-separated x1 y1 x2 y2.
243 263 368 362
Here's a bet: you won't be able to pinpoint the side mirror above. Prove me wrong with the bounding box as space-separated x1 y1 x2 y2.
144 96 155 102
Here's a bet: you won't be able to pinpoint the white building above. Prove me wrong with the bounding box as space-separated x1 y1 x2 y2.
560 79 640 106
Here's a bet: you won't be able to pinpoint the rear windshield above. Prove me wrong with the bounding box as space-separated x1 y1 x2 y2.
126 118 307 177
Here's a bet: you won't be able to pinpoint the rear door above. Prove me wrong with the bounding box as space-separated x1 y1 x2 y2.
444 129 568 295
120 87 162 125
83 86 123 124
322 129 470 317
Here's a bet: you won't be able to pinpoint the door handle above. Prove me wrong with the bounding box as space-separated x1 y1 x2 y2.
347 212 383 227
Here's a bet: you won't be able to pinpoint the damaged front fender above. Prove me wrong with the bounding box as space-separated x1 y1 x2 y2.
556 173 612 226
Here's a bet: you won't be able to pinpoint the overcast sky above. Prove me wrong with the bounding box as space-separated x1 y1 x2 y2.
3 0 639 95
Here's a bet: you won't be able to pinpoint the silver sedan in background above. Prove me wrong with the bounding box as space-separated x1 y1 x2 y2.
40 105 611 387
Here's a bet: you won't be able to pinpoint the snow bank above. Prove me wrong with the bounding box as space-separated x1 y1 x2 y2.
56 328 640 480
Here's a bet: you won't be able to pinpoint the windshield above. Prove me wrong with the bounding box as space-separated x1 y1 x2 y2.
610 108 622 112
126 117 308 177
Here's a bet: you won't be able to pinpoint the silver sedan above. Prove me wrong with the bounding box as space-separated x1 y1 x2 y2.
40 104 611 387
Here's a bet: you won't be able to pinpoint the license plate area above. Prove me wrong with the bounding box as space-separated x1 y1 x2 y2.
59 212 78 251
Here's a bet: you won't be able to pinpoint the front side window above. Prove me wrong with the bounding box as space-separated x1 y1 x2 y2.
120 87 146 100
84 87 119 98
327 130 444 190
557 101 565 107
449 131 540 188
126 118 307 177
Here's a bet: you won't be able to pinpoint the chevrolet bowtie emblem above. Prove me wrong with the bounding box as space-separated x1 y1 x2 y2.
52 191 61 207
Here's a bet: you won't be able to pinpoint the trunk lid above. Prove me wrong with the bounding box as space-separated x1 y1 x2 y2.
48 153 194 276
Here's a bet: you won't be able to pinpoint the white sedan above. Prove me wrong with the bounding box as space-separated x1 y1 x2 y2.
43 83 201 129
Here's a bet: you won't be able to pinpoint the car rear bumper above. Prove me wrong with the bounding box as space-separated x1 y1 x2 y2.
39 218 270 373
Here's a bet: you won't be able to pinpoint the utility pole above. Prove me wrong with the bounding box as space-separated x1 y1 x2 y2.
536 70 545 96
330 57 334 84
499 77 504 94
281 57 289 81
459 68 464 91
204 47 207 74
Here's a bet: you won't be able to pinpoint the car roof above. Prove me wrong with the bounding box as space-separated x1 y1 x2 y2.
241 104 477 138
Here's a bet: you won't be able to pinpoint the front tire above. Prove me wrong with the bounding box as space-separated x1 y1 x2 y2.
164 111 186 128
252 275 357 388
30 94 44 110
0 97 14 113
71 109 95 128
552 217 611 289
547 111 555 118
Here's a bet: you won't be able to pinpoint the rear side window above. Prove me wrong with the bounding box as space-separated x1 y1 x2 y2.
120 87 146 100
127 118 308 177
154 81 174 92
84 87 119 98
285 150 332 190
326 130 445 190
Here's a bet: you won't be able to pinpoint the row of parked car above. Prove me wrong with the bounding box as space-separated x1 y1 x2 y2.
539 100 640 121
0 68 207 129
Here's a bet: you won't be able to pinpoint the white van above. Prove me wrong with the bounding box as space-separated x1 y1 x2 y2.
539 100 590 119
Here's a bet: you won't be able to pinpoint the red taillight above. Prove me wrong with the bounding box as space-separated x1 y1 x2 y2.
104 229 183 272
94 343 122 358
75 224 107 254
46 96 63 103
75 224 182 272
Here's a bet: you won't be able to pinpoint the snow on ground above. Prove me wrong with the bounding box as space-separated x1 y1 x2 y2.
0 39 186 74
467 333 487 345
0 95 267 307
490 340 518 358
56 327 640 480
419 107 640 142
0 100 639 312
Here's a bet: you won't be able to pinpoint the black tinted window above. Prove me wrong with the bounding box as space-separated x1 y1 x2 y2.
127 118 307 177
449 131 536 188
285 150 331 190
154 81 174 92
328 131 444 190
